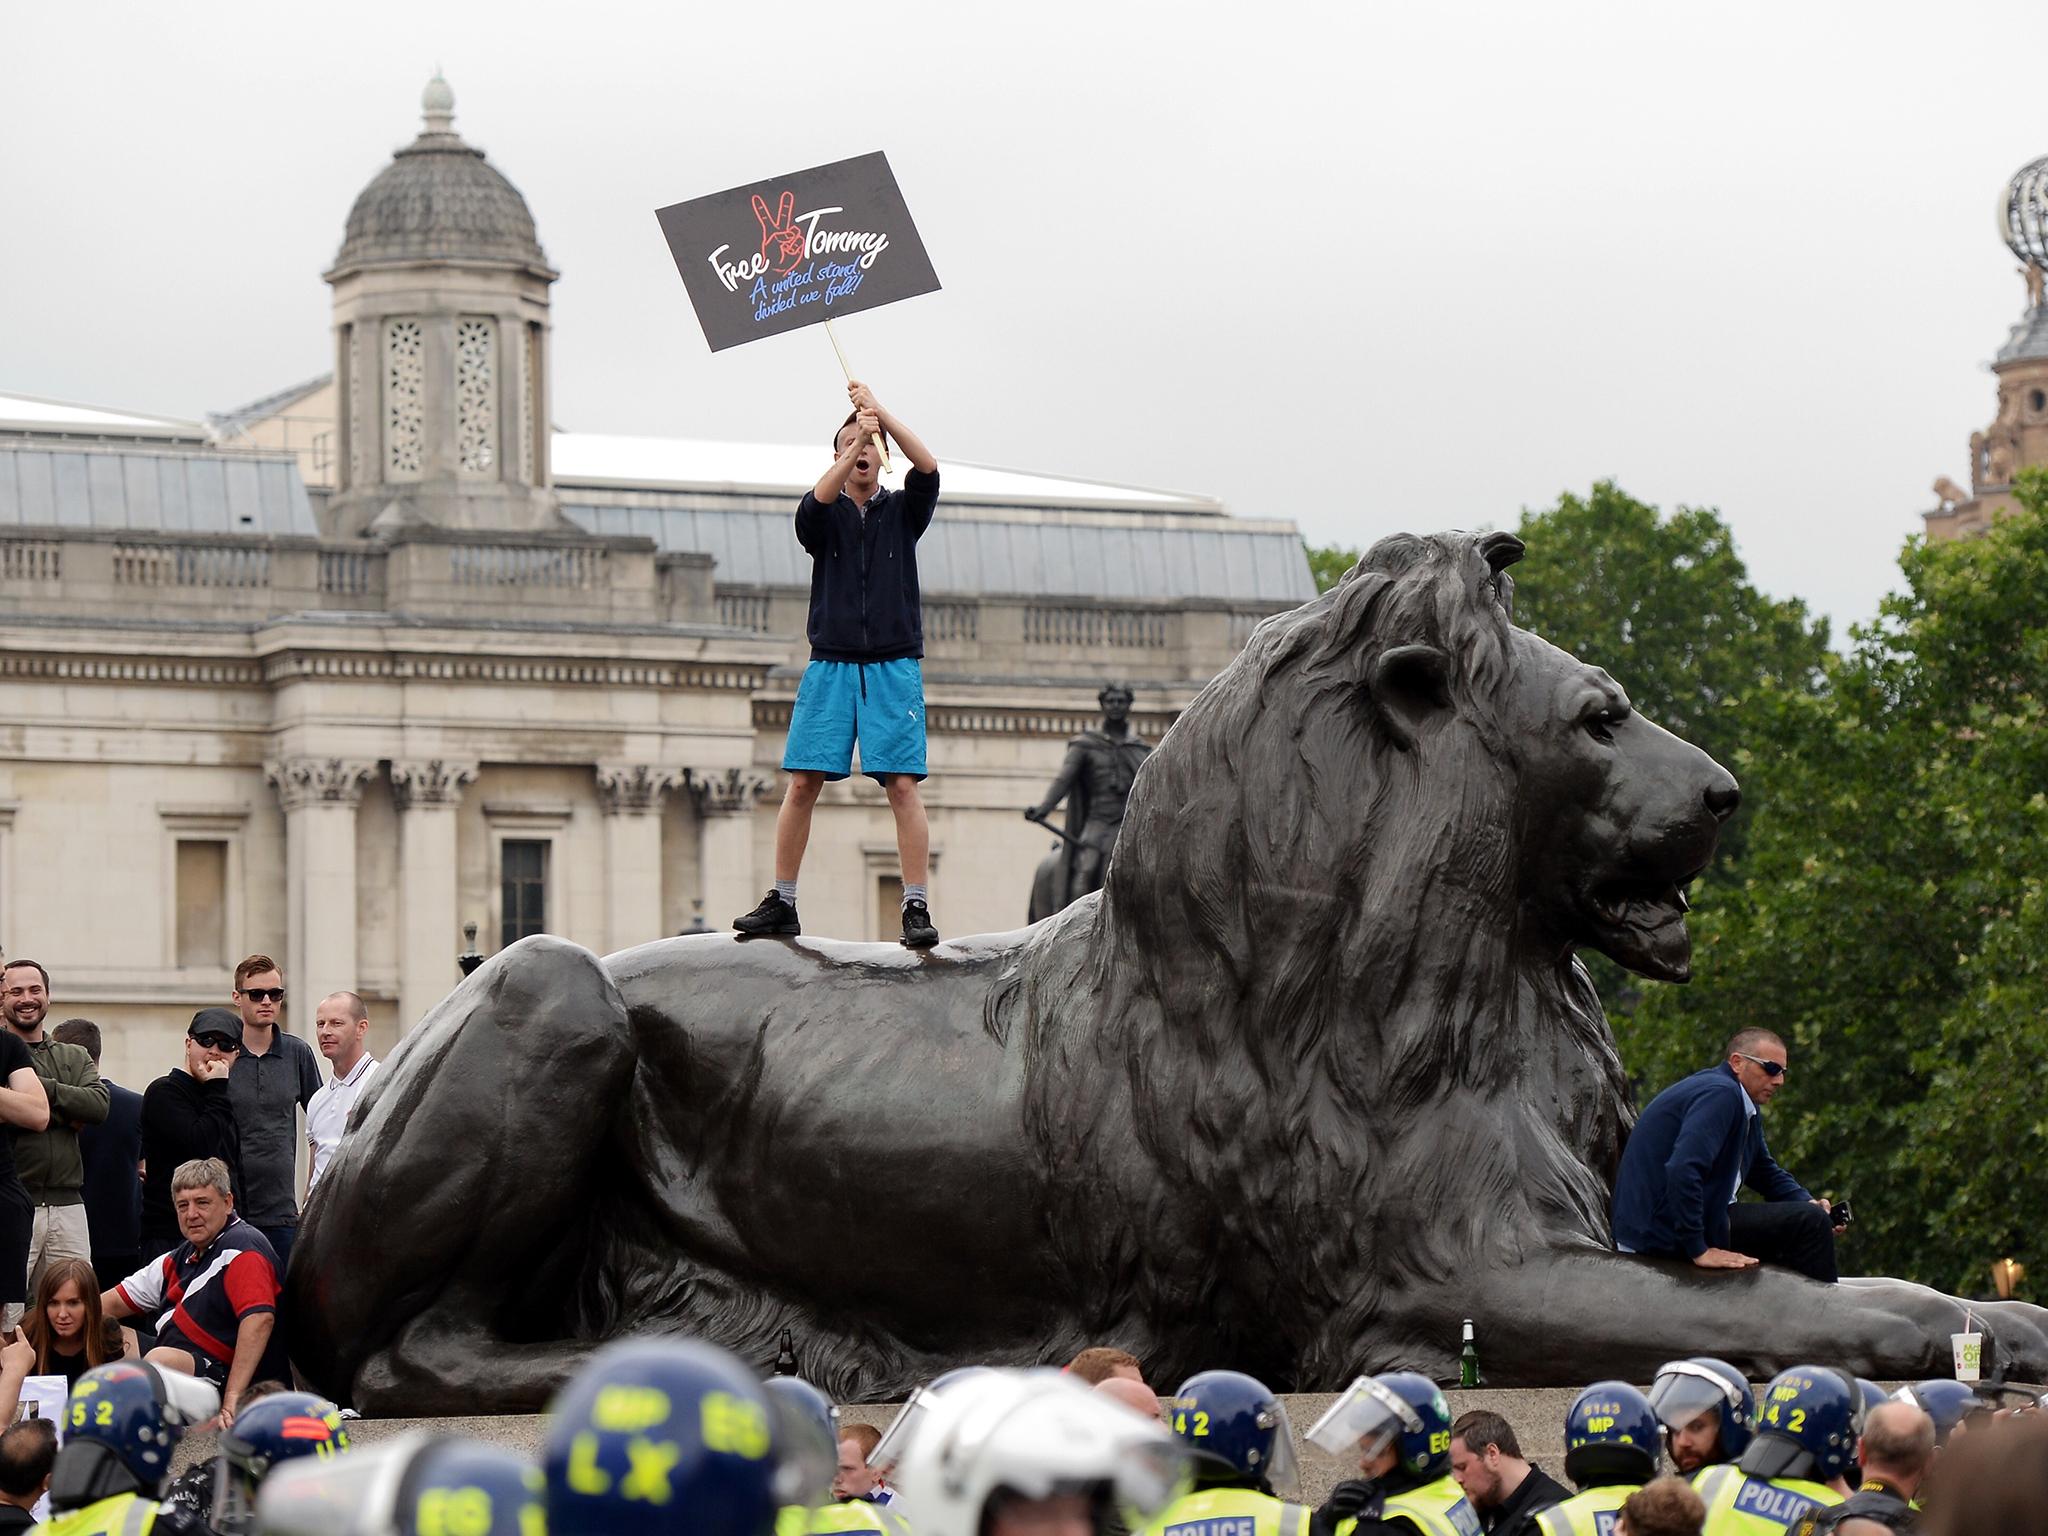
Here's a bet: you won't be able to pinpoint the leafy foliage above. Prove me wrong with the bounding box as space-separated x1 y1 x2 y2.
1303 540 1361 595
1630 472 2048 1295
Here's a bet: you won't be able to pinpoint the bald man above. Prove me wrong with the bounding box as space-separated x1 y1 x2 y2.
1795 1400 1932 1535
1095 1374 1163 1422
305 991 379 1192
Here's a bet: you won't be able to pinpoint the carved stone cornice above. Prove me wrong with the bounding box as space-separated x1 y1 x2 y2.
595 764 680 816
389 758 479 811
265 757 376 811
684 767 776 817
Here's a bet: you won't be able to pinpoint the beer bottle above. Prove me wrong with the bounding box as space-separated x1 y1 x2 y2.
1459 1319 1480 1388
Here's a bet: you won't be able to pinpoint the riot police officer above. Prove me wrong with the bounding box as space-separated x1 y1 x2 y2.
38 1360 220 1535
1534 1382 1660 1536
767 1377 909 1536
892 1368 1189 1536
1142 1370 1309 1536
1304 1371 1480 1536
541 1336 830 1536
255 1434 541 1536
1694 1366 1854 1534
1890 1380 1987 1447
1648 1359 1754 1475
161 1389 350 1534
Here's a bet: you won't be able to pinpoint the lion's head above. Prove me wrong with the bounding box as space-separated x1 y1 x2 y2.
1102 527 1737 1016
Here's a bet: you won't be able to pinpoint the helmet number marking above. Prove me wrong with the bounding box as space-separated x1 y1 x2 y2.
702 1391 772 1460
1172 1412 1212 1437
416 1488 494 1536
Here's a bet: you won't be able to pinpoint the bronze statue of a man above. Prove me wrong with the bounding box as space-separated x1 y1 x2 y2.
1026 683 1150 922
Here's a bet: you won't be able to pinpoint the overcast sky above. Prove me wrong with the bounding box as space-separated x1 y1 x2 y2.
4 2 2042 634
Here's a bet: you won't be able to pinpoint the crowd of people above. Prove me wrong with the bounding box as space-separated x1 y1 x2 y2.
12 1332 2044 1535
0 953 378 1430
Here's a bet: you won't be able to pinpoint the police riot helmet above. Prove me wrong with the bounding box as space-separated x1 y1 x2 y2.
1563 1382 1660 1489
256 1431 541 1536
1854 1380 1889 1420
212 1392 352 1534
893 1368 1190 1536
544 1337 817 1536
1304 1371 1453 1485
1894 1380 1990 1446
762 1375 840 1505
1743 1366 1863 1483
1646 1357 1753 1464
50 1361 220 1509
1168 1371 1301 1499
866 1365 994 1471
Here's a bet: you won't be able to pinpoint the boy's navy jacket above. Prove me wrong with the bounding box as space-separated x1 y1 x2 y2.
1610 1063 1809 1259
795 467 940 663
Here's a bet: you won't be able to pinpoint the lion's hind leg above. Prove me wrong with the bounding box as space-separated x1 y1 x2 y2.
287 935 637 1409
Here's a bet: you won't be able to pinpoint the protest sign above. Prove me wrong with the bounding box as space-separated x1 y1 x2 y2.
654 152 941 354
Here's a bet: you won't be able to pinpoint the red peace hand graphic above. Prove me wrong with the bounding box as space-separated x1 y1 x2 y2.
752 191 807 274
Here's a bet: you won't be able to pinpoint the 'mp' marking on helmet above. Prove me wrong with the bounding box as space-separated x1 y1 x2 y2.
593 1385 673 1433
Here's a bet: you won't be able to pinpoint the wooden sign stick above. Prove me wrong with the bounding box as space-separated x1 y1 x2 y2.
824 318 890 472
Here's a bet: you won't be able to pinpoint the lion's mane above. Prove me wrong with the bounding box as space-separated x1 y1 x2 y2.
1007 530 1632 1385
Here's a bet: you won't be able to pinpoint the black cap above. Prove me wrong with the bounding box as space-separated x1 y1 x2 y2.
187 1008 243 1047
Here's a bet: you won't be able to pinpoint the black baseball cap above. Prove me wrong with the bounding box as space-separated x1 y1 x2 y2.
187 1008 244 1048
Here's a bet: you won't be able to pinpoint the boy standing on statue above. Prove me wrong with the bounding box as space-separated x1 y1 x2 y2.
735 380 942 947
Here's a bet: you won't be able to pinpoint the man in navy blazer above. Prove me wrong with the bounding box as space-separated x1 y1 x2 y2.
1611 1027 1842 1281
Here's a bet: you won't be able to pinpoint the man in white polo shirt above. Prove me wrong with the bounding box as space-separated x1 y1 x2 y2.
305 991 379 1193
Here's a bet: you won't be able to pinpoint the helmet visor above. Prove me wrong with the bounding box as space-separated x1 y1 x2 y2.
1108 1437 1194 1527
1304 1379 1419 1460
253 1434 429 1536
770 1391 839 1510
1257 1403 1301 1502
210 1461 261 1536
868 1385 940 1472
1647 1365 1735 1434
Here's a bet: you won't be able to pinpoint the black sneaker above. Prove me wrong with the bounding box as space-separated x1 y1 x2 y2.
734 891 800 938
901 899 939 949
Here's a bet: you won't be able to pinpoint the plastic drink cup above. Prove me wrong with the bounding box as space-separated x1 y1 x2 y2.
1952 1332 1983 1381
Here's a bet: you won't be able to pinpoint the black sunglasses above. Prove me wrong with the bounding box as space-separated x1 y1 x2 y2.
239 988 285 1003
1736 1052 1787 1079
193 1034 239 1053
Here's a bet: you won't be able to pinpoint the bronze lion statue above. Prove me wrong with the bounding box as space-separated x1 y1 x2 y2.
288 529 2048 1412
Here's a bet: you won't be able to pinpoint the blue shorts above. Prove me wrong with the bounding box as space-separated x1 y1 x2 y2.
782 658 927 782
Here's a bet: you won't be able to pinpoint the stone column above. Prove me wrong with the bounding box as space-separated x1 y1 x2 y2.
390 759 478 1033
596 765 677 955
265 758 374 1012
687 768 775 931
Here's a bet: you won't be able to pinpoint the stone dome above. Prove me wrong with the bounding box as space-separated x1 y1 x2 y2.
330 75 550 275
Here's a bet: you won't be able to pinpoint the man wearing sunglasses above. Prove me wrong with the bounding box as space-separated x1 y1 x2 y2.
140 1009 247 1260
1611 1027 1843 1283
224 956 321 1275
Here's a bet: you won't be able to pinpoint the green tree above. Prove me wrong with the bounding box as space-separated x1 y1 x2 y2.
1633 472 2048 1293
1303 540 1361 594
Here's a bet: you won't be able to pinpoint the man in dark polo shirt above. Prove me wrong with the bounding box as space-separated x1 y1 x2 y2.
223 956 319 1275
103 1157 286 1430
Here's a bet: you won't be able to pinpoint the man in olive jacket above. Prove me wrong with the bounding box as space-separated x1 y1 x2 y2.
0 960 110 1326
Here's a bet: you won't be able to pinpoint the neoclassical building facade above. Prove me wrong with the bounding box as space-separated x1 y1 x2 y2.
0 78 1314 1089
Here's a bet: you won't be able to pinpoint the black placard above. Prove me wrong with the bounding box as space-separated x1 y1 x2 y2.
655 152 941 353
